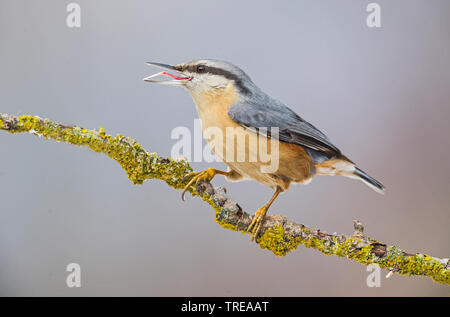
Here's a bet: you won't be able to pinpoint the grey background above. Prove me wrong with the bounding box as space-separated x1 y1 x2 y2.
0 0 449 296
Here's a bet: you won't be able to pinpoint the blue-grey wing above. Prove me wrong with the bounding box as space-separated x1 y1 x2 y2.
228 99 342 160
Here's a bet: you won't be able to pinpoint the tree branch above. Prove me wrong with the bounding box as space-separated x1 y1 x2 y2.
1 113 449 285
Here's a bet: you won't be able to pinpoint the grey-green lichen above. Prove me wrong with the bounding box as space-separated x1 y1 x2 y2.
1 113 449 285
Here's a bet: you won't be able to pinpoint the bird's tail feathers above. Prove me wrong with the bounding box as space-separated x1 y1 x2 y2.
315 159 385 194
353 167 385 194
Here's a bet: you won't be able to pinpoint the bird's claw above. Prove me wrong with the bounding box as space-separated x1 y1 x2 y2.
247 207 268 242
181 168 217 201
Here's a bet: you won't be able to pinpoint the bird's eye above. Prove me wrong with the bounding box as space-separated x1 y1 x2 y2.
196 65 206 73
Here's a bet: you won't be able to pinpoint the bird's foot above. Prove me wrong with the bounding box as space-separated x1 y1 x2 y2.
181 168 219 201
247 206 268 242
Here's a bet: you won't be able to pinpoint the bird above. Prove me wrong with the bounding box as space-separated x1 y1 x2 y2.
144 59 385 242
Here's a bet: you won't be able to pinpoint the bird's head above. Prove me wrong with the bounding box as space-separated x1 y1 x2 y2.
144 59 253 96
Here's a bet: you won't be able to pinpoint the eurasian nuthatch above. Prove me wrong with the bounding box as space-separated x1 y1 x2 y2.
144 59 385 242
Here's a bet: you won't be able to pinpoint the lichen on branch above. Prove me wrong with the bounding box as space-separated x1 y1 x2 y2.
1 113 449 285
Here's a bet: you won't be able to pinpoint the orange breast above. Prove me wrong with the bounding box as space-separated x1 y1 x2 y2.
191 83 315 190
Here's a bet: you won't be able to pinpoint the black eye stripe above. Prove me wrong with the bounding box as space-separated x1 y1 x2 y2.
175 64 251 95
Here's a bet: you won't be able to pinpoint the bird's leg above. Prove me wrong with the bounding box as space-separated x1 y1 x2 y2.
247 186 282 242
181 168 231 201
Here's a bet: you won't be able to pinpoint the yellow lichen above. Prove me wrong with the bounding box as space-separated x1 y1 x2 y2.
258 225 301 256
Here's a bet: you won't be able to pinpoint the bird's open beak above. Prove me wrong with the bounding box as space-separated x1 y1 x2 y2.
143 62 191 85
